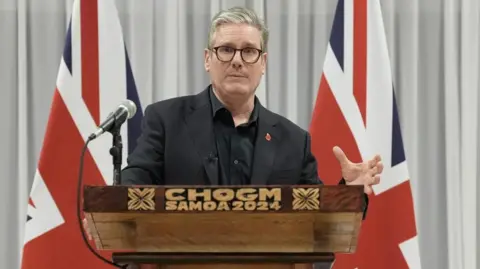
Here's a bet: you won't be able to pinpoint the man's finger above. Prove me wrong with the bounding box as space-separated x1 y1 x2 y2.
372 175 380 185
376 161 384 174
369 166 378 176
333 146 349 166
368 154 382 167
364 184 373 195
367 159 375 169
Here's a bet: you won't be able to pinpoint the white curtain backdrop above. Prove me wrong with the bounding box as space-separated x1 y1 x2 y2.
0 0 479 268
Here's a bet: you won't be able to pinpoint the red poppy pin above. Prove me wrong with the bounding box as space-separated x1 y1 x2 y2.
265 133 271 141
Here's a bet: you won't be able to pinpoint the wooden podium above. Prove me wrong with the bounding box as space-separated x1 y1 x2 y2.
83 184 365 269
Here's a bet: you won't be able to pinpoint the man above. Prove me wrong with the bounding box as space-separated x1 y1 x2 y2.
121 7 382 196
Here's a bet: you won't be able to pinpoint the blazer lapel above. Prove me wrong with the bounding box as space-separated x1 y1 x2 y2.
184 88 220 186
250 106 281 186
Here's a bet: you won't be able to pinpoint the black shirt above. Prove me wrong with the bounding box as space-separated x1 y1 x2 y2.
209 88 259 185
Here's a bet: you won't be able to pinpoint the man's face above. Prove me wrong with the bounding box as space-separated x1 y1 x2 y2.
204 23 267 98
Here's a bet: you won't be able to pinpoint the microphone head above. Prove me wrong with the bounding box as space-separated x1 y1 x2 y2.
120 100 137 119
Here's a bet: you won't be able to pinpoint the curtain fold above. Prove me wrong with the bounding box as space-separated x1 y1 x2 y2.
0 0 479 268
459 1 479 268
16 0 29 265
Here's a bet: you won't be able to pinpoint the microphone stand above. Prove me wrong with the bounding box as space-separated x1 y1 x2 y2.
109 116 123 186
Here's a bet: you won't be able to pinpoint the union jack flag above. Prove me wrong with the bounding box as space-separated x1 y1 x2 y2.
309 0 422 268
21 0 143 268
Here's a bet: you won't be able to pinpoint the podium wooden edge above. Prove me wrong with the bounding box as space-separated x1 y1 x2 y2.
111 252 335 264
111 252 335 268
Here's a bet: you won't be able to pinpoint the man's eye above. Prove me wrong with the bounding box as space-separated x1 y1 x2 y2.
220 47 233 53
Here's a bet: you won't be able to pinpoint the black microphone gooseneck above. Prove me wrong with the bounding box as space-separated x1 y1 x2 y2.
108 114 123 186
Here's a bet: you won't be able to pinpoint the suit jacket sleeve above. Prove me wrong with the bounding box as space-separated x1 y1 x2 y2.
297 132 369 219
121 104 165 185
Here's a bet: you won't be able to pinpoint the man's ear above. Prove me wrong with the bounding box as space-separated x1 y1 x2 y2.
204 49 211 72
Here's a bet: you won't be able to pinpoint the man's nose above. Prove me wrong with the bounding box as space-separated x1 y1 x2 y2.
231 51 244 68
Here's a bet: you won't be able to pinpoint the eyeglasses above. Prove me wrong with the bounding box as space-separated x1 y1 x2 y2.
212 46 263 64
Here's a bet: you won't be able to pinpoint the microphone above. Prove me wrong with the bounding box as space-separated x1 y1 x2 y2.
207 152 218 162
88 100 137 140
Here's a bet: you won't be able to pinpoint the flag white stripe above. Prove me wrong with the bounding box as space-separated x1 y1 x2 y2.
23 170 64 245
399 235 422 269
372 162 409 194
365 0 394 169
323 44 369 159
56 59 112 184
343 0 354 95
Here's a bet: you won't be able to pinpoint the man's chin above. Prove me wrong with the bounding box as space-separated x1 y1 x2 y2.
223 84 251 95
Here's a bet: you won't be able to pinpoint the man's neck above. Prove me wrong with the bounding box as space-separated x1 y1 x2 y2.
212 88 255 120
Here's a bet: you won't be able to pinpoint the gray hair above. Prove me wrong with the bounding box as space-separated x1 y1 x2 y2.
207 6 269 51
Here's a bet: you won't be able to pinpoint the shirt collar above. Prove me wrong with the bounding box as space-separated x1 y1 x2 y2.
209 86 259 123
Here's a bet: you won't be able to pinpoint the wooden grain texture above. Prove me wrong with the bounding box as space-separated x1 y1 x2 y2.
320 185 364 212
84 212 103 249
91 212 360 253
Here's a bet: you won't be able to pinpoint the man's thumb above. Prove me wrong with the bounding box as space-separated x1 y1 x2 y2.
333 146 349 165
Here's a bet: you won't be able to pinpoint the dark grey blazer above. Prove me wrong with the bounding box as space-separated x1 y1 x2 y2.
121 85 323 187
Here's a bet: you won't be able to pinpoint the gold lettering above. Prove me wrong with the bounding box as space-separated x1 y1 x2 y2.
165 188 284 211
216 201 230 211
165 189 185 201
244 201 256 211
212 189 235 201
165 201 178 210
232 201 243 210
189 201 202 211
257 201 268 210
177 201 190 211
188 189 212 201
270 201 281 210
259 188 281 201
236 188 257 201
203 201 216 210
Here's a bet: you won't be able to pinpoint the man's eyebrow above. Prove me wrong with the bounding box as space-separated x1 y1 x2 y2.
216 41 260 48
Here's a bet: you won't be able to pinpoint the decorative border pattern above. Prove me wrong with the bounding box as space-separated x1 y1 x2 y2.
292 188 320 210
127 188 155 210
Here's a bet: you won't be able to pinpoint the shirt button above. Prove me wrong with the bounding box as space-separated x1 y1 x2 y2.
234 160 239 165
